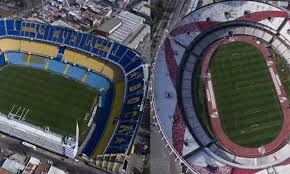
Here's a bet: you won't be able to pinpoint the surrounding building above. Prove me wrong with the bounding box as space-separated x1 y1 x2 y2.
133 1 150 18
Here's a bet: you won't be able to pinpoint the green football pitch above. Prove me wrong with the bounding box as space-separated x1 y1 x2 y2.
207 41 283 147
0 65 98 137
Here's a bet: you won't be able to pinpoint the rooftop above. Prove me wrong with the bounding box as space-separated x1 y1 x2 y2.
97 18 122 33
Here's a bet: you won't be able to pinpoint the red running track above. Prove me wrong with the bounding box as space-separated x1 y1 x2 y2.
201 35 290 157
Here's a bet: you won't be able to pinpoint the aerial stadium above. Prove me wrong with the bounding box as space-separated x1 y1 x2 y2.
153 0 290 173
0 18 148 173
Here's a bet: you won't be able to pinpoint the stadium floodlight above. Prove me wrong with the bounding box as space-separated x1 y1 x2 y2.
45 126 50 133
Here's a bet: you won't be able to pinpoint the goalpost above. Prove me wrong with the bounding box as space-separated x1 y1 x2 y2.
8 104 30 120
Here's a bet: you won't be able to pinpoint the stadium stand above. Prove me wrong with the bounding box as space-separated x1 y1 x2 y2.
0 18 148 169
82 89 114 156
84 72 111 90
93 81 125 155
153 0 290 173
27 55 49 69
0 38 20 51
47 59 67 74
65 65 87 81
19 40 58 58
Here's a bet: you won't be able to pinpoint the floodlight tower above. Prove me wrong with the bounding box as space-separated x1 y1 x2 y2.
73 122 79 157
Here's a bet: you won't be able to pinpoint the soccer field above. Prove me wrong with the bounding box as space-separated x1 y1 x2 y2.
209 42 283 147
0 65 98 137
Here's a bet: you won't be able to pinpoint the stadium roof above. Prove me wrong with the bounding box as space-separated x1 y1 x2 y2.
153 0 290 173
97 18 122 34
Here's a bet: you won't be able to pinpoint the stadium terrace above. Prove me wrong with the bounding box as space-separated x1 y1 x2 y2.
0 18 148 172
153 0 290 173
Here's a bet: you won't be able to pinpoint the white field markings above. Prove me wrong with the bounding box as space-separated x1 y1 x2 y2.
217 51 283 140
208 80 217 110
0 65 7 71
269 67 282 96
231 79 275 135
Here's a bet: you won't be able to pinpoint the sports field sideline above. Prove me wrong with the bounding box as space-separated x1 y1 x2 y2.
0 65 98 137
207 41 283 147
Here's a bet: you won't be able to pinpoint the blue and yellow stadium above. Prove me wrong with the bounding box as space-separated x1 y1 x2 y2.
0 18 149 172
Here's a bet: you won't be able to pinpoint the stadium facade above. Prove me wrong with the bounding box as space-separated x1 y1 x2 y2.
153 0 290 173
0 18 148 172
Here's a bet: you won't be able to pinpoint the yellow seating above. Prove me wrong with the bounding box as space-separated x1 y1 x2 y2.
63 48 123 82
93 153 126 172
0 38 20 51
0 39 58 59
102 65 117 81
78 57 105 73
20 40 58 58
101 154 110 169
112 154 126 172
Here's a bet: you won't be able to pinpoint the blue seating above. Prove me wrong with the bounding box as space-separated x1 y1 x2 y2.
79 34 91 52
66 65 86 81
119 51 139 69
115 121 137 135
6 52 25 65
56 46 65 61
105 134 133 154
82 89 114 156
28 55 48 69
128 78 144 92
127 66 144 81
84 72 111 90
6 20 21 36
47 60 66 74
0 20 6 36
124 59 142 73
115 45 127 57
0 54 6 66
43 25 51 41
0 19 147 156
20 22 36 38
36 24 45 40
63 30 73 46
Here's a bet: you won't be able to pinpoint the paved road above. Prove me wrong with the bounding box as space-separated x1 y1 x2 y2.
0 134 110 174
151 122 182 174
150 0 198 174
151 0 191 59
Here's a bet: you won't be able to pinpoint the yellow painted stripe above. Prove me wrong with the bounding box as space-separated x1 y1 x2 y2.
63 64 70 75
25 54 31 65
3 53 9 64
44 60 50 70
93 82 125 156
82 72 88 82
130 144 135 154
